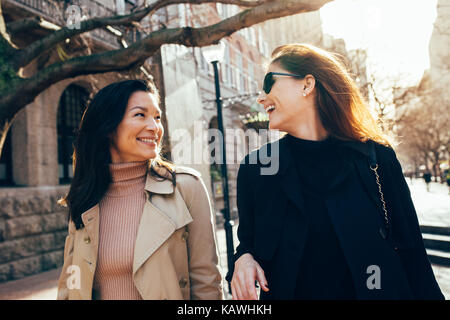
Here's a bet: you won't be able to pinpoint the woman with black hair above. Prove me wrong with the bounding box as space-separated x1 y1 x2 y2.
57 79 223 300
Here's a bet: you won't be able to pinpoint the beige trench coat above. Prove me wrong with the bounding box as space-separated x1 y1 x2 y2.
57 166 223 300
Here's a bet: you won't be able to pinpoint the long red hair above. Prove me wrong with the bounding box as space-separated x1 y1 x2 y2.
271 44 391 146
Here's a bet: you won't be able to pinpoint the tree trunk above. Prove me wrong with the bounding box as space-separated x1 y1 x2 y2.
432 152 441 183
0 116 14 159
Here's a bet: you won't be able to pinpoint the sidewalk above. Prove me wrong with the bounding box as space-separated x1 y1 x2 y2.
407 178 450 299
0 178 448 300
0 267 60 300
406 178 450 227
0 227 239 300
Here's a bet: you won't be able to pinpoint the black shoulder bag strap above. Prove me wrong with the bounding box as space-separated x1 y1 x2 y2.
368 141 390 239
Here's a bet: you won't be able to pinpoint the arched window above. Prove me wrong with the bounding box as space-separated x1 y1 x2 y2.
0 130 13 186
57 84 89 184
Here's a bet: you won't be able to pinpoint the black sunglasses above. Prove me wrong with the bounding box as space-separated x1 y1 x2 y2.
262 72 304 94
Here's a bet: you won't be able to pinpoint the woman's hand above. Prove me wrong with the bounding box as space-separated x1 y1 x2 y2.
231 253 269 300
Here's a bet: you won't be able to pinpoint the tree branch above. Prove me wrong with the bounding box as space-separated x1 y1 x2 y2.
1 0 331 119
0 0 15 52
10 0 270 70
6 17 43 36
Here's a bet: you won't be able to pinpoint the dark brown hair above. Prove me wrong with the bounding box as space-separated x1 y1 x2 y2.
58 80 174 229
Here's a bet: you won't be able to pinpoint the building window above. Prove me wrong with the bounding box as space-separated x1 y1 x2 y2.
0 130 13 186
198 49 209 73
230 66 238 88
57 84 89 184
178 4 187 27
258 27 264 53
236 51 243 70
225 47 232 86
116 0 125 15
220 62 227 84
236 52 244 92
263 41 269 57
230 5 240 16
216 3 223 16
235 67 241 91
218 43 231 86
248 61 254 78
249 28 256 46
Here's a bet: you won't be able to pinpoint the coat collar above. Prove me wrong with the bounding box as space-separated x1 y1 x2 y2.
276 134 371 175
276 134 385 237
78 167 192 284
276 137 306 215
336 138 372 158
272 135 369 214
282 134 372 156
79 168 176 231
144 166 175 194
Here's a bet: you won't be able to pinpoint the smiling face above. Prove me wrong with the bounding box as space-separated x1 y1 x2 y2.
109 90 163 163
257 63 317 134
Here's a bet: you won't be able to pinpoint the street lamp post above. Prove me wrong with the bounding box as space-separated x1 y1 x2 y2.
202 42 235 294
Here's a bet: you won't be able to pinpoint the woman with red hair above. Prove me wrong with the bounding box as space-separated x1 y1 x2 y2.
227 44 443 300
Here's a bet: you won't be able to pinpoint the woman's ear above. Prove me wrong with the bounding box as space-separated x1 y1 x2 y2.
301 74 316 97
304 74 316 91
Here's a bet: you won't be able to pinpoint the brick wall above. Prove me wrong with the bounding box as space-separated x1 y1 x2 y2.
0 186 69 283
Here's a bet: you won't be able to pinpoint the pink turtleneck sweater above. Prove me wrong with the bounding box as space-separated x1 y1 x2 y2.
92 160 148 300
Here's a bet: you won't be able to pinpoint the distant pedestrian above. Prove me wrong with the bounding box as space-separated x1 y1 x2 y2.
423 171 432 192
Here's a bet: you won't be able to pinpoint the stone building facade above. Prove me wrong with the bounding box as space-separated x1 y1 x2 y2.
429 0 450 97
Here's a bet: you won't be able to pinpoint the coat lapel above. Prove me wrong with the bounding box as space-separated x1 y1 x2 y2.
132 171 193 275
337 140 382 215
276 136 353 213
338 141 388 229
277 137 306 215
254 137 309 266
353 157 384 214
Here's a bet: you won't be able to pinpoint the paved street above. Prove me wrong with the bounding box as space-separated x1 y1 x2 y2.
406 178 450 227
0 179 448 300
407 178 450 299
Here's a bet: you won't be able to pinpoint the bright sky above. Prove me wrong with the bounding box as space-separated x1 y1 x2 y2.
320 0 438 85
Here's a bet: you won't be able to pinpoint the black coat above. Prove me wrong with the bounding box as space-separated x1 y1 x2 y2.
225 135 444 300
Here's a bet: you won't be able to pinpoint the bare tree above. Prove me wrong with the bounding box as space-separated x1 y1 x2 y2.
395 88 450 182
365 67 420 134
0 0 333 157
